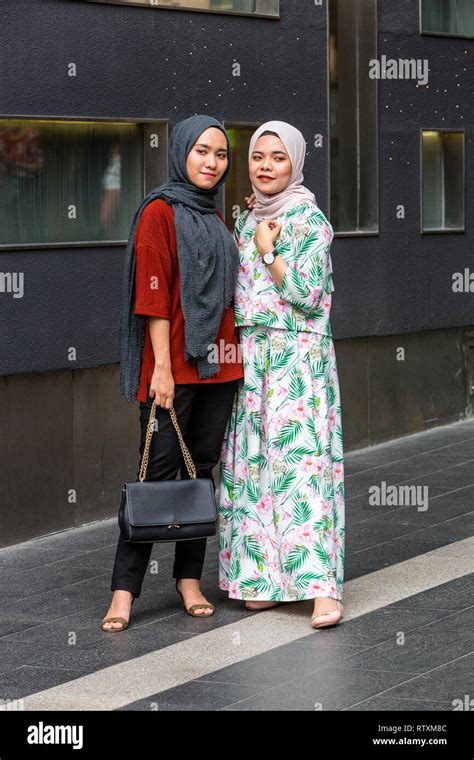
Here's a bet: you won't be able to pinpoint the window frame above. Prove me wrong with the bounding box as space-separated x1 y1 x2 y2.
327 0 380 238
420 127 466 235
78 0 280 19
419 0 474 39
222 119 260 225
0 115 169 251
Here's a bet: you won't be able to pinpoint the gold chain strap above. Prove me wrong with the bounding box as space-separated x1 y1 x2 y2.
138 402 197 482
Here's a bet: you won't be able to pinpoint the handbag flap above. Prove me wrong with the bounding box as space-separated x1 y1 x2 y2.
124 478 217 527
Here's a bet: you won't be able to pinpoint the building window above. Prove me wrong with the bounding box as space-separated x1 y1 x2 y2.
223 123 256 227
421 130 465 233
328 0 378 235
421 0 474 38
0 119 167 248
80 0 280 17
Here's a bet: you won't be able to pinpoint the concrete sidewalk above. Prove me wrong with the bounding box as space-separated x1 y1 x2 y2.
0 418 472 711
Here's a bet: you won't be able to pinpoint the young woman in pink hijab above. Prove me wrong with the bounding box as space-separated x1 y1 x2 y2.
218 121 345 629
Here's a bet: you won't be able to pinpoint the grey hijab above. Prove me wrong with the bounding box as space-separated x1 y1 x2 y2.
119 115 240 402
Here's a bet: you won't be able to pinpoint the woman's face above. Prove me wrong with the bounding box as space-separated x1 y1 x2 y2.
185 127 229 189
249 134 292 195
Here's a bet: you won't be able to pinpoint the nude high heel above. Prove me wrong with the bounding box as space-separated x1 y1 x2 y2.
311 599 343 629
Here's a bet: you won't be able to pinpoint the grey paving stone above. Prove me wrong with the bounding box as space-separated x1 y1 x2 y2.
338 627 473 675
390 575 474 611
345 695 455 710
220 666 415 711
121 679 266 711
378 655 474 705
0 666 90 700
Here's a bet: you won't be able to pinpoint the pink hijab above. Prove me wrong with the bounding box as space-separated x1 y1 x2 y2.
248 121 317 222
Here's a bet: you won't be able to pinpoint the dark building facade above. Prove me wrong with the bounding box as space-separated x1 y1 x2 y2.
0 0 473 546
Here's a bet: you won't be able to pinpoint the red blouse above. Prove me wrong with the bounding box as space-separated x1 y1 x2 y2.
133 198 244 402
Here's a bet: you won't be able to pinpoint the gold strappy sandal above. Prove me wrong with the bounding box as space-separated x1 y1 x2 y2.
176 580 215 617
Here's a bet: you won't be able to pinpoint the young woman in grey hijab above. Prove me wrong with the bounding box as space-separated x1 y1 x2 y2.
102 115 243 631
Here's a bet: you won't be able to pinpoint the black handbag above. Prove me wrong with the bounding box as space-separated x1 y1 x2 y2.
118 401 218 543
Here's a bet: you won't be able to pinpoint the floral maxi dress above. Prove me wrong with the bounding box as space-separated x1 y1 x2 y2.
218 202 345 602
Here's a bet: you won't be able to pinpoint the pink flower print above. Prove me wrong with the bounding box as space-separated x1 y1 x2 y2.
322 297 331 311
275 298 287 313
229 582 239 596
256 495 273 518
219 549 231 566
321 500 332 517
289 399 307 420
270 557 280 573
321 224 334 244
309 580 323 594
255 529 267 546
246 391 260 411
300 455 316 472
298 523 315 544
298 333 311 348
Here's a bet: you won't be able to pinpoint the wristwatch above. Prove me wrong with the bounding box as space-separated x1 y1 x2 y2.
262 249 277 265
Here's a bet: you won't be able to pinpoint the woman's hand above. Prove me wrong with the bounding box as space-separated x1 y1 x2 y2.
149 365 175 410
254 219 282 256
245 192 256 210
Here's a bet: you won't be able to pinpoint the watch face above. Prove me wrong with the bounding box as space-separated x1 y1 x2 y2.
263 251 275 264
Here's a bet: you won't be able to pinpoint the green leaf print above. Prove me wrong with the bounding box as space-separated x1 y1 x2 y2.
306 417 324 456
239 577 272 595
288 370 307 400
283 545 310 573
271 419 303 450
234 478 246 500
252 355 264 380
248 453 268 470
236 407 246 427
229 555 241 583
308 306 325 321
245 480 260 505
313 540 334 574
234 304 244 322
321 334 332 352
332 425 344 461
253 310 279 327
270 348 295 373
327 383 336 408
273 470 297 497
307 257 324 289
219 506 233 522
295 571 328 592
308 359 325 382
243 535 266 571
308 395 321 410
322 483 335 501
220 463 234 494
288 268 311 299
283 313 296 332
284 446 315 466
253 330 268 346
249 411 262 437
309 474 322 495
292 494 312 525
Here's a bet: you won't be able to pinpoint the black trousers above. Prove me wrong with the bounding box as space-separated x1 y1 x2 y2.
110 379 239 598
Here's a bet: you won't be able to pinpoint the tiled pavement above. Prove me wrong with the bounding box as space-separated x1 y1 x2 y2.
0 418 472 711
